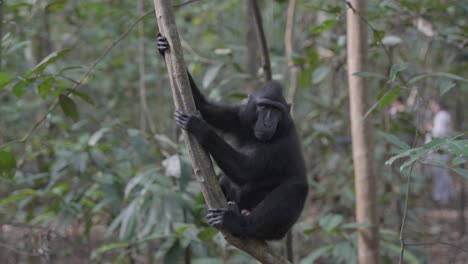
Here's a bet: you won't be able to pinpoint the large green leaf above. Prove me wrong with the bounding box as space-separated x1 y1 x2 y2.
25 49 73 78
59 94 79 121
378 87 403 109
0 151 16 179
38 76 55 99
452 168 468 179
300 245 333 264
378 131 410 150
202 64 223 89
67 89 95 105
389 63 409 81
439 80 456 95
352 71 387 80
0 189 38 206
0 72 11 89
311 19 338 34
408 72 468 84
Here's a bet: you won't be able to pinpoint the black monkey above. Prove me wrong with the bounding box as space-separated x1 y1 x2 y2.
157 33 308 240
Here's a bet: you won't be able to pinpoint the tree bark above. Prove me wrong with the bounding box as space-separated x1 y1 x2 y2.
138 0 155 134
284 0 299 117
346 1 380 263
250 0 272 82
151 1 290 263
242 0 259 92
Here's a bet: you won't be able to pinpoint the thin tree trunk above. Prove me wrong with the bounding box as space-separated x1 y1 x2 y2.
0 0 3 70
455 89 465 238
137 0 155 133
284 0 299 117
242 0 259 92
284 1 299 261
346 1 380 263
250 0 272 82
152 1 290 263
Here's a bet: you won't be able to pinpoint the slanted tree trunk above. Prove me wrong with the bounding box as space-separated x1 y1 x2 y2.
346 1 380 263
151 1 290 263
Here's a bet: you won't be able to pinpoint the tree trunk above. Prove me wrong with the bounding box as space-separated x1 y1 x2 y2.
250 0 271 82
242 0 259 92
284 0 299 117
137 0 155 134
151 1 290 263
346 1 380 263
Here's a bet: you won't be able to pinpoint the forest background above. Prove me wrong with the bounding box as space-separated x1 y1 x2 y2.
0 0 467 263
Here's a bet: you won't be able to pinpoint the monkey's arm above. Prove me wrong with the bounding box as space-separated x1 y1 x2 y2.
175 110 250 185
157 33 242 134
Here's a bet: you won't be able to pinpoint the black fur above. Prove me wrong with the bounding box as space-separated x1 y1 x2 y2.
157 33 308 240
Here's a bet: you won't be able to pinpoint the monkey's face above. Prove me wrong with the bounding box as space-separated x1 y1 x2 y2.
253 103 282 141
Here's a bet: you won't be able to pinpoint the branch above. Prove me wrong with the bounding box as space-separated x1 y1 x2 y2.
151 1 290 263
398 164 415 264
284 0 299 117
250 0 272 82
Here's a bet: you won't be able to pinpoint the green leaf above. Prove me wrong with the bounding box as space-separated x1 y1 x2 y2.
59 65 84 74
67 89 95 105
47 0 68 13
154 134 177 149
304 5 342 14
25 49 73 78
352 72 387 79
88 128 110 146
439 80 456 96
202 64 223 89
38 76 55 99
373 30 385 43
197 227 218 241
378 87 403 109
448 140 468 157
0 72 11 89
319 214 343 232
299 245 333 264
311 19 338 34
452 168 468 179
0 189 37 206
92 242 128 259
408 72 468 84
120 200 139 240
452 156 467 166
179 155 192 192
59 94 79 121
385 243 421 264
399 148 433 171
312 66 330 84
389 63 409 81
342 222 371 229
378 131 410 150
385 148 418 166
12 80 27 98
0 151 16 179
164 239 183 264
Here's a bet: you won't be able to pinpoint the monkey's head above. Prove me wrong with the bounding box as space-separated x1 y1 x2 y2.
242 81 291 141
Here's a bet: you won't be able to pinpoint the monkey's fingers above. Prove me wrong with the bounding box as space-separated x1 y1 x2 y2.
206 210 226 227
156 33 169 56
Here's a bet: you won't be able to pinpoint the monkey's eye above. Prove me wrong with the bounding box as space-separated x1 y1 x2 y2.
257 104 266 110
